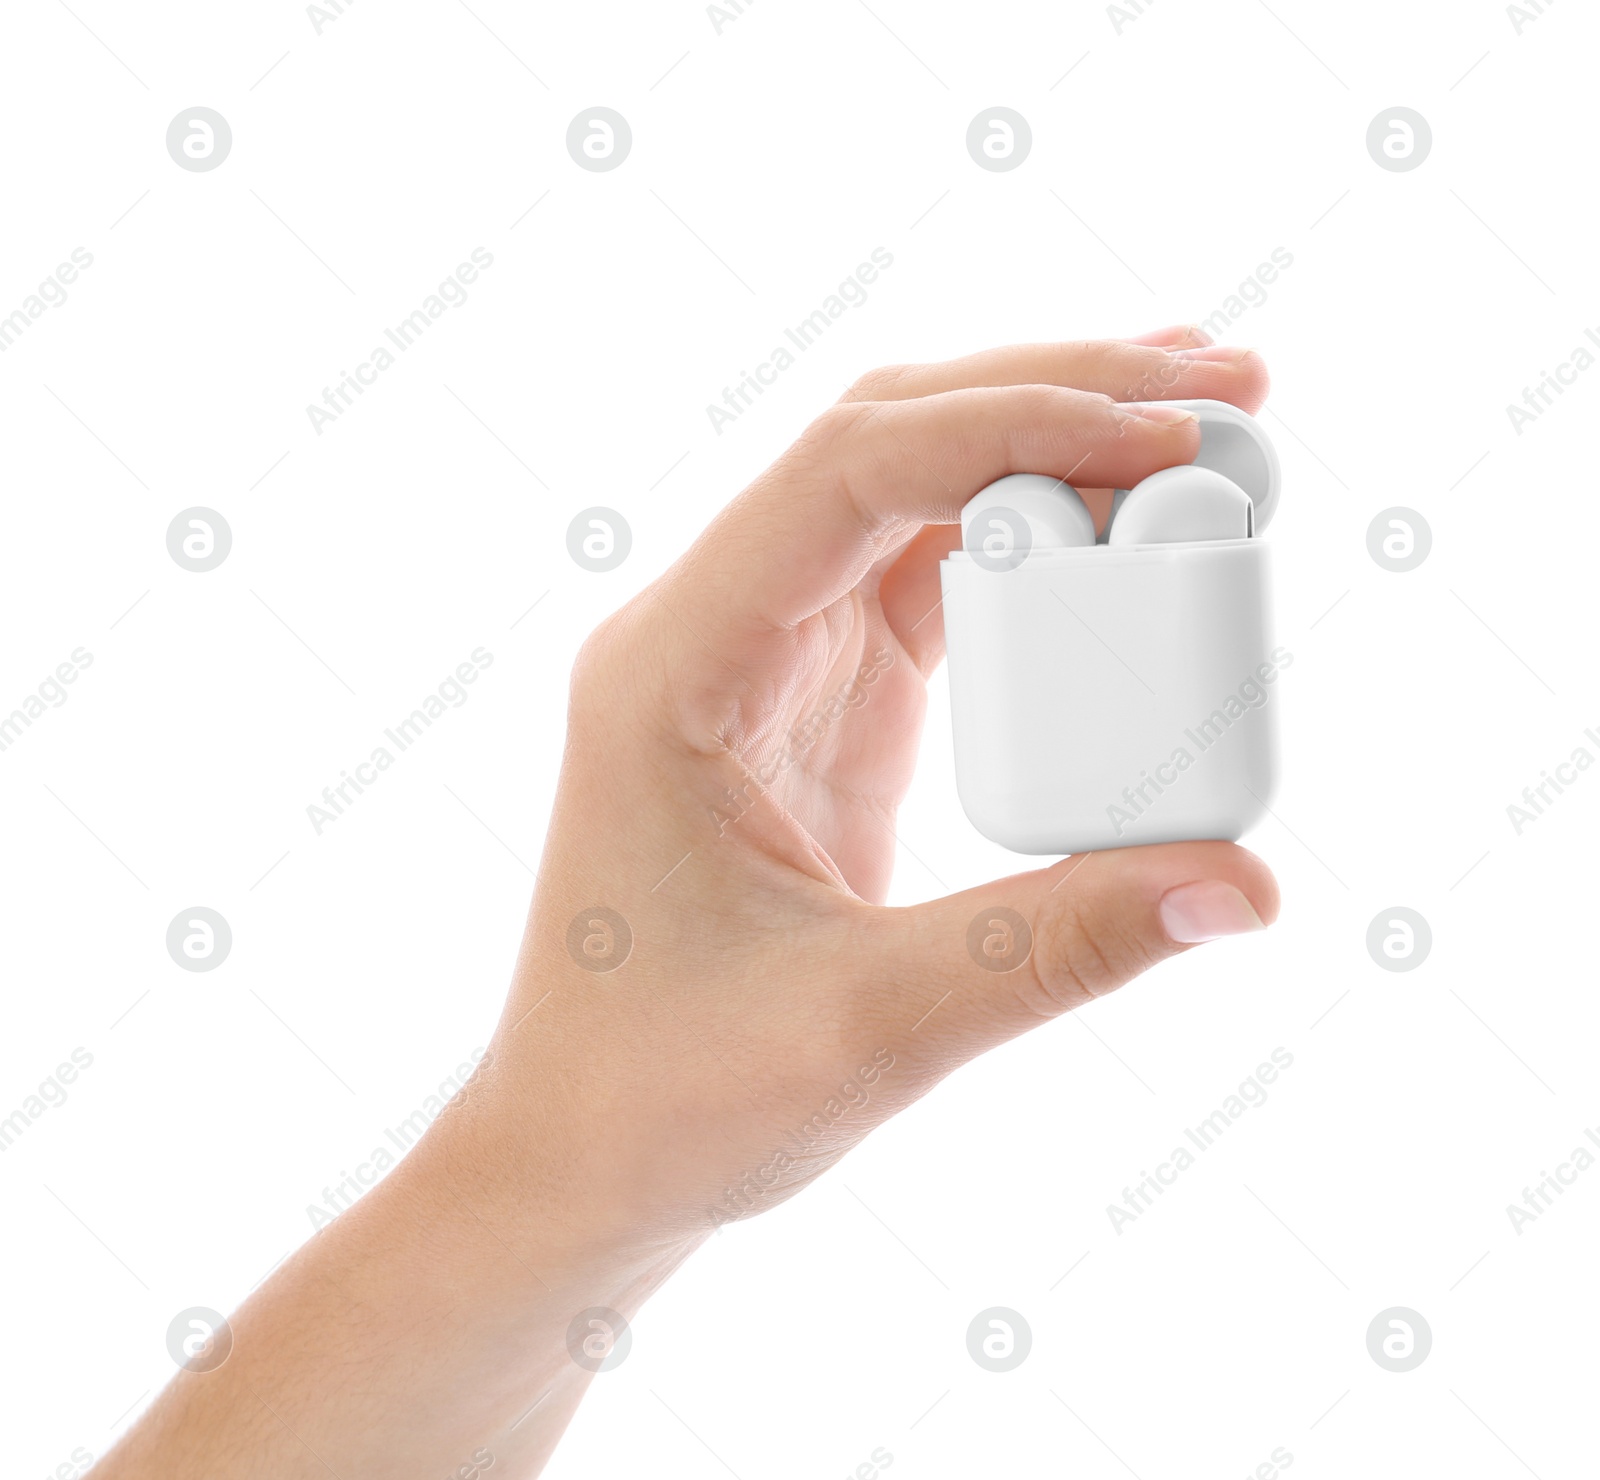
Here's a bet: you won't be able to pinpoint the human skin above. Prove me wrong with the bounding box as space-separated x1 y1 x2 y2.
99 328 1279 1477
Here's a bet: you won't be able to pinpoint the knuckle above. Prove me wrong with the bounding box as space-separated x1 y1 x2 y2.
1076 386 1124 425
781 400 886 495
1119 347 1186 402
567 605 648 722
1068 338 1127 381
802 398 880 452
998 384 1119 463
1017 891 1157 1015
567 592 718 746
1084 389 1148 448
845 363 916 401
1017 381 1113 426
568 614 622 706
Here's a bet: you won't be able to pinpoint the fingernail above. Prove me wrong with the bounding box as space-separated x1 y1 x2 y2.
1159 882 1266 944
1170 345 1255 363
1118 402 1198 425
1158 324 1214 350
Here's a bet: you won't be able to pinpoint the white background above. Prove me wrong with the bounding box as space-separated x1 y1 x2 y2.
3 0 1598 1474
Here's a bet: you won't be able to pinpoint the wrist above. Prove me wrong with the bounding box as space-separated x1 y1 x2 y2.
103 1064 695 1479
405 1076 703 1301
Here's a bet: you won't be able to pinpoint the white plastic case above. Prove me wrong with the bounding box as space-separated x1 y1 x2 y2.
940 400 1285 855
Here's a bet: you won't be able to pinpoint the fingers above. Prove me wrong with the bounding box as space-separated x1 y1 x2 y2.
862 842 1279 1063
877 522 961 672
1126 323 1215 349
839 338 1269 415
670 386 1202 641
867 327 1264 667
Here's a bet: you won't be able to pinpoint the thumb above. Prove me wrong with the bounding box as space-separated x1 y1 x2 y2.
874 841 1279 1058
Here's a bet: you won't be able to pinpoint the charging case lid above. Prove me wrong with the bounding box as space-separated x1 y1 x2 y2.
1164 398 1281 532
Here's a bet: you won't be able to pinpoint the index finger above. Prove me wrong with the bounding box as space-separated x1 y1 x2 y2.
665 385 1202 644
842 337 1268 413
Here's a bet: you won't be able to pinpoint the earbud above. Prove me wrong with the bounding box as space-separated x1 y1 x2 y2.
959 402 1272 562
960 473 1095 567
1105 464 1254 546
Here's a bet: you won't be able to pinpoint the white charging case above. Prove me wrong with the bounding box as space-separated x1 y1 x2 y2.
940 400 1284 855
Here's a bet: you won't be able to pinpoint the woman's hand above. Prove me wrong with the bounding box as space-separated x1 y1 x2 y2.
101 329 1279 1479
481 328 1280 1250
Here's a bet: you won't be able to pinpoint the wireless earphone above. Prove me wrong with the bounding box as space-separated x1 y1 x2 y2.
942 399 1285 855
961 472 1097 564
960 399 1279 558
1105 465 1253 544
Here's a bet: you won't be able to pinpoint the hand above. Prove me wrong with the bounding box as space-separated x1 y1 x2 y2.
491 326 1280 1244
102 328 1279 1479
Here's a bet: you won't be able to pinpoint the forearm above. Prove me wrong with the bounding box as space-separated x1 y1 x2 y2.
92 332 1280 1477
98 1090 697 1478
